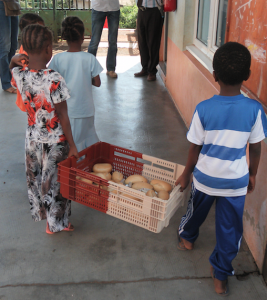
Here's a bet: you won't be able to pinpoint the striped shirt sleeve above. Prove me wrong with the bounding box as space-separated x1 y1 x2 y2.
248 107 267 143
187 109 205 145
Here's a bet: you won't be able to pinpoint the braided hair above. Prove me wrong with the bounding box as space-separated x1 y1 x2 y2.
19 13 44 31
21 24 53 54
61 16 84 42
213 42 251 85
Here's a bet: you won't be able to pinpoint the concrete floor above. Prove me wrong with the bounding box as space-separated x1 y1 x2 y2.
0 56 267 299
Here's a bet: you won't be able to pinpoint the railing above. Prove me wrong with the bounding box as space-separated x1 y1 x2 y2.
19 0 92 40
20 0 90 10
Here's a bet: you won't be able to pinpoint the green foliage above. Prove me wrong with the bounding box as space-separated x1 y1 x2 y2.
119 5 138 29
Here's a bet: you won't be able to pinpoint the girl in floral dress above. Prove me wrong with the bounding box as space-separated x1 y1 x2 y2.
10 24 79 234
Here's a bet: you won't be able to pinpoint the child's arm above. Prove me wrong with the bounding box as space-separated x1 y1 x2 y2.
92 75 101 87
175 143 202 192
247 141 261 193
9 54 29 69
54 101 79 159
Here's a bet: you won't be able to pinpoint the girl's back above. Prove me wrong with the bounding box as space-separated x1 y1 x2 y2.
12 67 69 143
49 51 103 118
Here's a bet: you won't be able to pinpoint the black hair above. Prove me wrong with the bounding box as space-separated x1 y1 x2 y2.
19 13 44 31
213 42 251 85
61 16 84 42
21 24 53 54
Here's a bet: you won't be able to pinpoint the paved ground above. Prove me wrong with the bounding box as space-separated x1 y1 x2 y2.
0 56 267 299
53 29 139 57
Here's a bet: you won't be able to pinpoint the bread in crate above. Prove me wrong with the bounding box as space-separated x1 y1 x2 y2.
57 142 190 233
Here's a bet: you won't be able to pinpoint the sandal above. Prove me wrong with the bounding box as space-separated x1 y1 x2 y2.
46 222 74 234
177 230 194 251
210 266 229 296
4 87 17 94
62 223 74 232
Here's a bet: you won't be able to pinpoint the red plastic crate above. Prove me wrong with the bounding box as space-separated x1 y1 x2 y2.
58 142 144 213
58 142 190 232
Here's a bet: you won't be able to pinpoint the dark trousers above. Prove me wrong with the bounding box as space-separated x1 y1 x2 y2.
137 7 164 75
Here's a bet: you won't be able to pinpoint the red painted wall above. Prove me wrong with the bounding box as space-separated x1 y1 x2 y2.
226 0 267 110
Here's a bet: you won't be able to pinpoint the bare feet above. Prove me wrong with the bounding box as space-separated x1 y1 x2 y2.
177 231 194 250
4 87 17 94
210 266 229 296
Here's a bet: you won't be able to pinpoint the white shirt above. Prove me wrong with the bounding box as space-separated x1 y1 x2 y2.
137 0 163 8
91 0 120 12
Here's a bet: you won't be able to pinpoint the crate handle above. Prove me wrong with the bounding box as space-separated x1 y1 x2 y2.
170 184 181 196
142 154 178 177
68 147 91 168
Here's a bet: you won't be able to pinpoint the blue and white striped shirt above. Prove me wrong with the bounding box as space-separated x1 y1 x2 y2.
187 94 267 197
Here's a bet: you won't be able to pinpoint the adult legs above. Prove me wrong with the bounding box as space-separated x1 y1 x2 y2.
179 183 215 243
88 9 106 56
145 8 164 75
137 9 149 73
0 3 18 90
106 10 120 72
209 195 246 281
9 16 19 62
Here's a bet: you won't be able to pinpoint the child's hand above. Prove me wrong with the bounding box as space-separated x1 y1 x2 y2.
68 145 79 159
10 54 29 69
247 174 256 193
175 173 190 192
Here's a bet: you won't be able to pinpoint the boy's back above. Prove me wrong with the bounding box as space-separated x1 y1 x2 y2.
176 41 267 296
189 94 267 197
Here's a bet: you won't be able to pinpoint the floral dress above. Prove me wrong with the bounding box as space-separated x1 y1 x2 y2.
12 67 72 232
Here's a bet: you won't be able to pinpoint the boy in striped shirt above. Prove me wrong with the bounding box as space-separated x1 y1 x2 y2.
176 42 267 296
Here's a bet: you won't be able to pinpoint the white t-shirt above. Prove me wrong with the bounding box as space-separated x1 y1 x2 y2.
91 0 120 12
49 51 103 118
136 0 163 8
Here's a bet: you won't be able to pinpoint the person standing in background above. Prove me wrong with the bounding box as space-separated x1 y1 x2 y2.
88 0 120 78
134 0 164 81
0 0 19 93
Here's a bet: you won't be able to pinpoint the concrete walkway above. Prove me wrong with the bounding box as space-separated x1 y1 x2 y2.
0 56 267 299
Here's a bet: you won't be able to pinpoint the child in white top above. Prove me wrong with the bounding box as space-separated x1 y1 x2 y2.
49 16 103 152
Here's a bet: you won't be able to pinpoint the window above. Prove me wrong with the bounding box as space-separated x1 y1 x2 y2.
215 0 228 47
193 0 228 59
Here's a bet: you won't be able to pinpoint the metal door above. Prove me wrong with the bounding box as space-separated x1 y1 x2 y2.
19 0 92 41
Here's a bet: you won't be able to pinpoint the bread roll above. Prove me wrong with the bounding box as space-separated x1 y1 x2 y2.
112 171 123 183
100 185 108 191
125 175 147 184
132 182 153 190
150 179 172 192
146 189 157 197
76 176 93 185
91 172 112 181
158 190 170 200
93 163 112 173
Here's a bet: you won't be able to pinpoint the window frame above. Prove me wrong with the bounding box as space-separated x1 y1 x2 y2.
193 0 222 60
